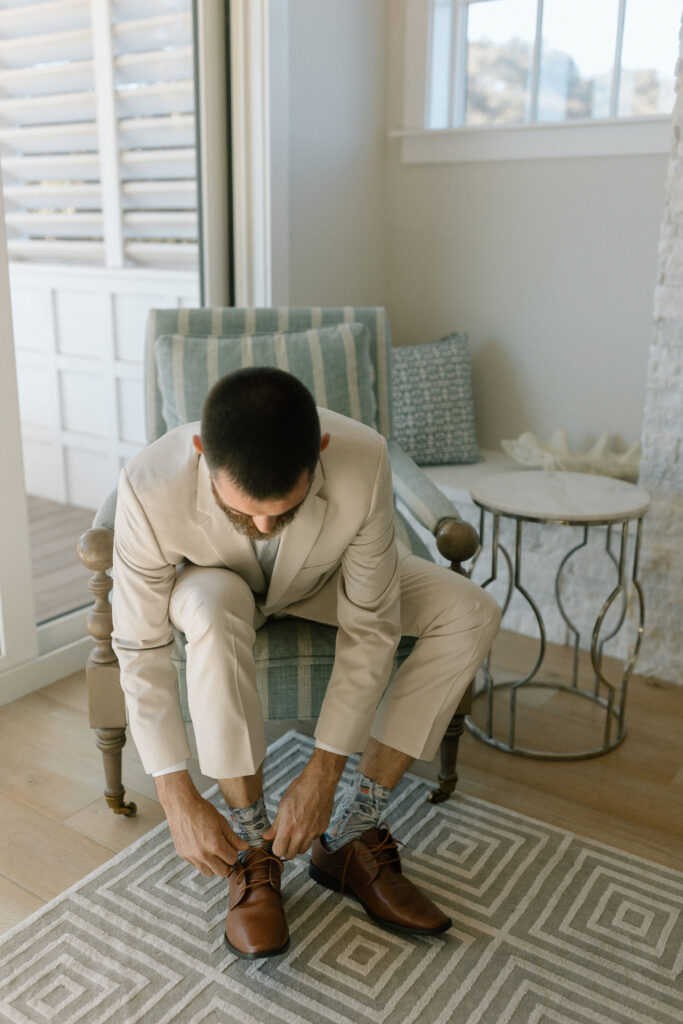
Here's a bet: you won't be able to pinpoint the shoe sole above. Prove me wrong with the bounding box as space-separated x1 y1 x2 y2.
224 932 290 959
308 863 452 937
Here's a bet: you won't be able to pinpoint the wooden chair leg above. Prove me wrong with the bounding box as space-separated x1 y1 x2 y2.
95 728 137 816
428 681 473 804
427 531 481 804
79 527 136 817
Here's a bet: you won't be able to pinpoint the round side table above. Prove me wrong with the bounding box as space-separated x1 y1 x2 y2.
468 470 650 760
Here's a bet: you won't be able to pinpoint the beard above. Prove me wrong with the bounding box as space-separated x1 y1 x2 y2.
210 481 301 538
227 513 292 540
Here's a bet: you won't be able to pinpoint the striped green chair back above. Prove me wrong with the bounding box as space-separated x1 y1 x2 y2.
145 306 393 443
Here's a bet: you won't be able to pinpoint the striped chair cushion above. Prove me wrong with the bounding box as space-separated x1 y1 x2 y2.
155 324 376 432
146 307 393 442
172 620 417 725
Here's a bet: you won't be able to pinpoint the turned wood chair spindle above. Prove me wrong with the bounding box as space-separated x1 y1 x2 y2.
78 528 137 817
426 519 479 803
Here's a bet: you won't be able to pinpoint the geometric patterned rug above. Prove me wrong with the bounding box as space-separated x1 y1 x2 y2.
0 731 681 1024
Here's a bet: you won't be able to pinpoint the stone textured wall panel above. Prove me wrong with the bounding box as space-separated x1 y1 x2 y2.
635 11 683 683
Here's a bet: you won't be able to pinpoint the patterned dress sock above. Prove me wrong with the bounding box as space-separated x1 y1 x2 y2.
323 771 391 852
226 796 273 859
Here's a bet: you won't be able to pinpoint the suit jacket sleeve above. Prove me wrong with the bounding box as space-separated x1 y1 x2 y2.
111 467 191 773
314 438 402 753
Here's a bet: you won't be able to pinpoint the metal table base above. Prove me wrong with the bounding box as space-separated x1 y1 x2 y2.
467 507 646 761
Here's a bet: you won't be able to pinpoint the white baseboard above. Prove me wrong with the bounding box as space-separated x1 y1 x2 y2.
0 636 90 707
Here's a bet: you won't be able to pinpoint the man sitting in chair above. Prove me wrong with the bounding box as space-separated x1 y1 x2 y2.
112 367 500 959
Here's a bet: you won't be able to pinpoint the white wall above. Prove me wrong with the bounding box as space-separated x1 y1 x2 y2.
285 0 387 306
384 153 666 450
280 1 667 452
279 1 667 454
385 7 667 452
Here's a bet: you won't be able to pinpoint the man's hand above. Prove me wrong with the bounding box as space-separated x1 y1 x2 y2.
263 747 347 860
155 770 249 876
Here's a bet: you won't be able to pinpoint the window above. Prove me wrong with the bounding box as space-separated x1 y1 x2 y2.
0 0 198 267
427 0 678 130
397 0 676 161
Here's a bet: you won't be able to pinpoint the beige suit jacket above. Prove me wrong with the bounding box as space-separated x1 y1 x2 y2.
111 409 402 774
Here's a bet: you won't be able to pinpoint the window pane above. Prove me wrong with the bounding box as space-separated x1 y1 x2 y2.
465 0 538 126
538 0 619 122
428 0 455 129
619 0 679 116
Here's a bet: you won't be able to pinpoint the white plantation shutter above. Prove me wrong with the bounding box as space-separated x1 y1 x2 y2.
113 0 197 265
0 0 102 262
0 0 198 267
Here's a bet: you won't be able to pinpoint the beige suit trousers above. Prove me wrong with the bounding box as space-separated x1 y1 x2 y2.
169 552 501 779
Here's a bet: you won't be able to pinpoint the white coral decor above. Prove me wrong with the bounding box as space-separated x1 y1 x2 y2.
501 430 641 482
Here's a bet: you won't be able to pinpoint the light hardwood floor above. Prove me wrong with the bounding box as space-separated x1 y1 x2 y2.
0 631 681 937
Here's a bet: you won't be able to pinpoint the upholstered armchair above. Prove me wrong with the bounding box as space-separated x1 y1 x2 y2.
78 307 479 816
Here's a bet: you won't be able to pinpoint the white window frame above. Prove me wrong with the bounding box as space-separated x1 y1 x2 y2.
228 0 290 306
395 0 673 163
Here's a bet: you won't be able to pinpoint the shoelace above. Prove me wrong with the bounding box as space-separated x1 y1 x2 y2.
229 846 283 894
339 823 402 895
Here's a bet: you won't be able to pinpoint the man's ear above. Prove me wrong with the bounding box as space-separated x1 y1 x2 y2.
192 434 204 454
320 433 331 452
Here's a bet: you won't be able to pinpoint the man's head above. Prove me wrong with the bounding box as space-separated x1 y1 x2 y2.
193 366 329 538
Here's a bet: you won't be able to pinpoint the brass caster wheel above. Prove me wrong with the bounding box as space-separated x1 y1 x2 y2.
106 795 138 817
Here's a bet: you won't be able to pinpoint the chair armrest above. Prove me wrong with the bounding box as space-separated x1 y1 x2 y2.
77 526 113 574
434 518 479 569
93 488 118 531
388 441 479 567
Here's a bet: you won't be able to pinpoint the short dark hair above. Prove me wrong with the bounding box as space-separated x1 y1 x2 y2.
200 367 321 499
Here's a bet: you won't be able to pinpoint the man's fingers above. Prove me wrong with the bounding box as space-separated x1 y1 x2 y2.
220 817 249 852
204 854 233 877
193 861 213 878
271 833 288 859
262 810 279 843
273 829 313 861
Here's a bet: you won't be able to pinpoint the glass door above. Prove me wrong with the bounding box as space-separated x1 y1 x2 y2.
0 0 203 697
1 0 200 636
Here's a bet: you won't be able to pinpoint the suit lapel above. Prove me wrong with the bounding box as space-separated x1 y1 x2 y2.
264 460 327 610
195 456 267 593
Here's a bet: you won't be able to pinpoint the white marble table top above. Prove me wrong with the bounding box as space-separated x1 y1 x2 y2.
470 470 650 523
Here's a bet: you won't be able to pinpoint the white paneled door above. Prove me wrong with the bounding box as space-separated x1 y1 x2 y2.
11 262 198 512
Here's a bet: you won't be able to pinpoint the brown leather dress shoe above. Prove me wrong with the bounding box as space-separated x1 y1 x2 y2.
309 825 451 936
224 846 289 959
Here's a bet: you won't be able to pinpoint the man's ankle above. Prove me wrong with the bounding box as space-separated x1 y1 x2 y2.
225 795 272 850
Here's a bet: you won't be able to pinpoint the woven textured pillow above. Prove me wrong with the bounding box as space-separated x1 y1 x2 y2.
155 323 376 431
391 333 480 465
